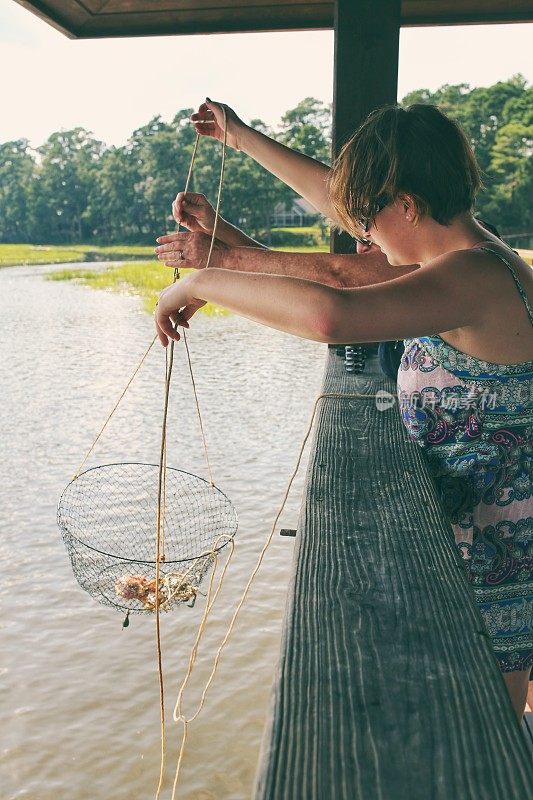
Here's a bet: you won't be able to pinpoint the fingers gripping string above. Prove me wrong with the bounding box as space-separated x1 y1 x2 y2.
173 133 200 282
168 108 227 486
179 110 228 486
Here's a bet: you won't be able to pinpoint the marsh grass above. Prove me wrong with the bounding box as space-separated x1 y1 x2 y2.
517 249 533 266
0 243 154 267
47 260 225 315
272 226 321 235
271 245 329 252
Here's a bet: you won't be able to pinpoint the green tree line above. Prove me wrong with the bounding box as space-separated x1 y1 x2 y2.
0 76 531 246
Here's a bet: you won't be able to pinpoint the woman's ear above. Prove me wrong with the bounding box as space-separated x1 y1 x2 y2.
399 193 419 225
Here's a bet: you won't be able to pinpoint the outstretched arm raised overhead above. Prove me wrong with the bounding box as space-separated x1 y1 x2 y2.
190 100 335 223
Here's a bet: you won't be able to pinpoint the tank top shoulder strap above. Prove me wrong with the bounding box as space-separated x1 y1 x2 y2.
476 244 533 326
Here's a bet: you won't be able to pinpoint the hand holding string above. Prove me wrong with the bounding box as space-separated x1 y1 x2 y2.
155 230 228 270
172 191 217 233
154 274 206 346
190 99 245 150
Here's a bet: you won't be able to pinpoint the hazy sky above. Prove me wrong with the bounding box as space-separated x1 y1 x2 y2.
1 2 532 148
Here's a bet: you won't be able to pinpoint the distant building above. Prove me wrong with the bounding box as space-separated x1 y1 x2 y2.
271 197 320 227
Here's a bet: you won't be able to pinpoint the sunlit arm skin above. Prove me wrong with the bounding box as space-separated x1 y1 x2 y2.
237 127 332 219
216 246 418 287
191 101 334 221
154 254 482 348
155 232 418 288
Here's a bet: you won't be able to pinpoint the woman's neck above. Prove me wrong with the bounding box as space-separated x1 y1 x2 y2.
416 214 500 266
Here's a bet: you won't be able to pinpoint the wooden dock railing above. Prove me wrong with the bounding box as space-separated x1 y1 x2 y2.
254 348 533 800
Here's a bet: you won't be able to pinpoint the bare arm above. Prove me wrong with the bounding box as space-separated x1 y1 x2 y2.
217 246 418 287
154 253 482 347
237 128 332 219
155 232 419 288
171 191 268 250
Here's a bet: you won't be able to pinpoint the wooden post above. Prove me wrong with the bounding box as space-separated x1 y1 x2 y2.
331 0 401 255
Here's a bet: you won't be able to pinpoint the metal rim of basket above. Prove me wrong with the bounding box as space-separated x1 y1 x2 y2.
57 461 238 565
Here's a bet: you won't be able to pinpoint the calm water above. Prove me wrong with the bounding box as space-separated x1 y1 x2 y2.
0 264 325 800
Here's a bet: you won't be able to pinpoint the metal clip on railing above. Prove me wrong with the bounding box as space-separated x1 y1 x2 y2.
343 345 366 373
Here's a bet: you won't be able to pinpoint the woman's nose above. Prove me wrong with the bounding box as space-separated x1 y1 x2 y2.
356 240 373 254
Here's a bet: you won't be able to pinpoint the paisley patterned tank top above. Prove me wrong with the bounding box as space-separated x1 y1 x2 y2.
396 244 533 672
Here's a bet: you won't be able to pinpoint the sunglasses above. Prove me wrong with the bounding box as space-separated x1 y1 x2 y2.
356 197 390 235
354 235 373 247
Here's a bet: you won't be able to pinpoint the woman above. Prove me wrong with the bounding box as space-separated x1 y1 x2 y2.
154 102 533 720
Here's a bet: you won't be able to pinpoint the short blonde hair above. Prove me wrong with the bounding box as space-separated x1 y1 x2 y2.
329 104 482 239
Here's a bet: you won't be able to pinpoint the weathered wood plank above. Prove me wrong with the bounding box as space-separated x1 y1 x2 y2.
255 350 533 799
523 715 533 756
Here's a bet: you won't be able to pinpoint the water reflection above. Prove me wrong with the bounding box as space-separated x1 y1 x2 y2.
0 263 325 799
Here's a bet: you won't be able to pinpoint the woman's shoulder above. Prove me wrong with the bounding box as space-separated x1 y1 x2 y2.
429 240 531 291
432 241 533 365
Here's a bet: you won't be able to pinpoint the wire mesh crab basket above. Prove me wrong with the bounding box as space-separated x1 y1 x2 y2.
57 462 238 615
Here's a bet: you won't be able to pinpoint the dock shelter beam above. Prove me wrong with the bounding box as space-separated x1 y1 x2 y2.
14 1 533 38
